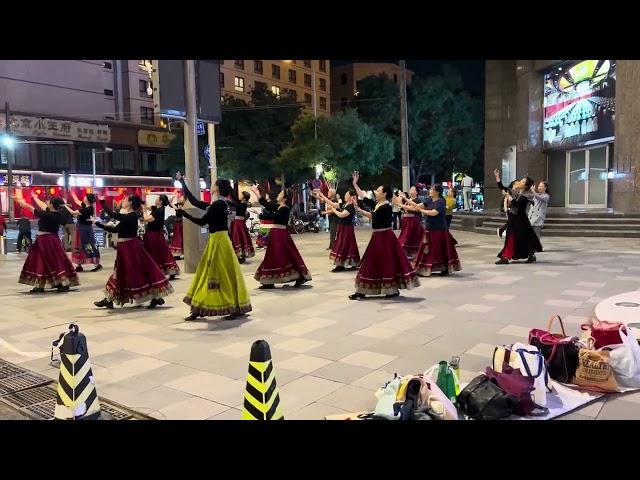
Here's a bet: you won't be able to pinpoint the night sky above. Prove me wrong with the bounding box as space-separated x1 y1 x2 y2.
331 60 485 97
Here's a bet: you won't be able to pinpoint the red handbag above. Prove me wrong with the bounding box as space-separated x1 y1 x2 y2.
529 315 580 384
581 319 626 349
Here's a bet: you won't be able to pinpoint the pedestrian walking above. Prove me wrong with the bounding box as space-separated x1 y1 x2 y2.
397 186 425 260
400 185 461 277
174 172 252 321
349 172 419 300
93 195 173 309
326 189 360 272
461 173 474 211
251 184 311 289
64 192 102 272
142 195 180 280
229 191 255 264
14 191 78 293
494 169 542 265
528 181 550 240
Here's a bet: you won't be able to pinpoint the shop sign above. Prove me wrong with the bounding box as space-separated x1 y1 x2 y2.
0 115 110 143
138 129 175 148
0 174 32 186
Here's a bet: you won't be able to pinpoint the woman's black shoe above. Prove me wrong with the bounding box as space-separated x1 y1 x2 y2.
91 264 103 272
94 298 114 309
259 284 275 290
185 312 201 321
495 257 510 265
239 257 246 264
293 279 305 288
169 274 176 280
147 298 165 309
526 255 537 263
331 266 346 272
30 287 44 293
75 265 84 272
385 292 400 298
439 270 449 276
56 284 70 292
349 292 365 300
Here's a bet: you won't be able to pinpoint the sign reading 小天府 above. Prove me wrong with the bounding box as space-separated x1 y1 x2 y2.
0 115 111 143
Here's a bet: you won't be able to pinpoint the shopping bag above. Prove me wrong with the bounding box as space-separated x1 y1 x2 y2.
581 319 626 349
572 338 620 393
493 342 550 406
609 326 640 389
529 315 580 384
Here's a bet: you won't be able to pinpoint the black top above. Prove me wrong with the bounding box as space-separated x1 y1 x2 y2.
362 197 392 229
181 199 230 233
18 218 31 233
258 197 290 225
425 198 447 231
179 178 209 210
147 206 165 232
35 207 63 234
174 202 184 221
77 203 94 226
497 181 533 217
95 201 139 238
339 204 356 225
58 207 73 225
236 202 248 218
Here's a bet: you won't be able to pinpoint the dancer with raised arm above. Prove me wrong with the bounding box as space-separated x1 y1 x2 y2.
229 191 255 263
93 194 173 309
170 195 184 258
142 194 180 279
251 184 311 289
317 189 360 272
396 186 425 260
14 191 79 293
175 172 251 321
65 191 102 272
349 172 419 300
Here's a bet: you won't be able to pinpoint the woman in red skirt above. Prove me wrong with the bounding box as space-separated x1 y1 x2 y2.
170 195 184 258
401 185 462 277
93 195 173 309
349 173 419 300
323 189 360 272
396 186 425 259
229 191 255 264
251 185 311 289
65 191 102 272
15 191 79 293
142 194 180 279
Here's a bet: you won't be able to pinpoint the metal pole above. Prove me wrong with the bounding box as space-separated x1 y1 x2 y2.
4 102 15 222
183 59 201 274
91 148 97 191
399 60 410 193
312 69 320 211
207 123 217 186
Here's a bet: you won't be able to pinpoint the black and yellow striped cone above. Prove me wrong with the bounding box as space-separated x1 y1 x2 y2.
241 340 284 420
54 324 101 420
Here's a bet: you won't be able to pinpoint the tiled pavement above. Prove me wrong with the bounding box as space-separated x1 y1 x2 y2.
1 228 639 420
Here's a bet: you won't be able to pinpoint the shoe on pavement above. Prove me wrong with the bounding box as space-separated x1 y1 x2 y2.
147 298 165 309
331 266 346 272
526 255 537 263
385 292 400 298
349 292 365 300
56 284 70 292
169 274 176 280
259 284 275 290
75 265 84 272
495 257 510 265
30 287 45 293
185 312 201 321
94 298 114 309
91 264 103 272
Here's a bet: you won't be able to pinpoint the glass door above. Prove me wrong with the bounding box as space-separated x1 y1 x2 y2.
566 145 608 208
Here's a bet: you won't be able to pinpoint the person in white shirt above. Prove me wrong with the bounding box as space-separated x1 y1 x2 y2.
461 174 474 211
528 181 550 240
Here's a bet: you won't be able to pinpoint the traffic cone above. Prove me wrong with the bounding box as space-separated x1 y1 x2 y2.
53 324 101 420
241 340 284 420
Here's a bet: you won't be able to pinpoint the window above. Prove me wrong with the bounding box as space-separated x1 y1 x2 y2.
254 81 267 91
77 148 105 173
140 106 154 125
141 151 169 174
340 73 348 85
304 60 312 68
304 73 312 87
234 60 244 69
103 61 112 69
234 76 245 92
304 93 312 105
319 60 327 72
272 64 280 79
111 149 135 172
254 60 263 74
288 69 297 84
287 89 298 101
40 145 69 170
271 85 281 97
104 89 113 96
319 78 326 91
139 79 150 95
219 72 224 88
11 143 31 167
319 96 327 110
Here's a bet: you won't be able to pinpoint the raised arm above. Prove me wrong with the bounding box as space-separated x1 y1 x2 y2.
13 196 35 214
178 205 210 227
314 190 340 209
351 172 367 200
64 204 81 216
70 191 83 207
31 191 48 211
329 204 350 218
99 198 124 221
176 171 209 210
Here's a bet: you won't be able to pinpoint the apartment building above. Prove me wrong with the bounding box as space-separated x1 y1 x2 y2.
220 60 331 115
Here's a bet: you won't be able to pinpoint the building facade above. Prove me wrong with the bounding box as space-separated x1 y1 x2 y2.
485 59 640 213
220 60 330 115
330 62 414 113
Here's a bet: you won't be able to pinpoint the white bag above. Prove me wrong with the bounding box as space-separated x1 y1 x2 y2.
609 326 640 389
493 342 551 407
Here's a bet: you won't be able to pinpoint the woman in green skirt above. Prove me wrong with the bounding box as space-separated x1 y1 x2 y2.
175 172 252 321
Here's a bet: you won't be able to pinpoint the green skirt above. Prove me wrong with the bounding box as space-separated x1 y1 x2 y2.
183 231 252 317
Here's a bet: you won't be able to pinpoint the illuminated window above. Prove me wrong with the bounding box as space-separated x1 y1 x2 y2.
288 69 297 84
234 76 245 92
304 93 312 105
271 85 281 96
319 97 327 110
319 60 327 73
254 60 263 74
319 78 326 91
304 73 312 87
234 60 244 69
272 64 281 79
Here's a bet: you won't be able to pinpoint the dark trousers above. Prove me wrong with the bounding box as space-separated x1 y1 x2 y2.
328 218 339 249
62 223 76 252
17 232 32 252
392 212 402 230
446 215 452 227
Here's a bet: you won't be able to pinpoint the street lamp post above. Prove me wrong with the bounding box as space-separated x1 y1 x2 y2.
3 102 16 221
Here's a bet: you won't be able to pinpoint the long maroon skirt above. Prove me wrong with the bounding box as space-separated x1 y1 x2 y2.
414 229 462 276
105 238 174 306
330 224 360 268
230 218 255 259
254 227 312 284
170 220 183 256
143 230 180 276
19 233 80 289
71 224 100 266
397 215 425 259
356 228 419 295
